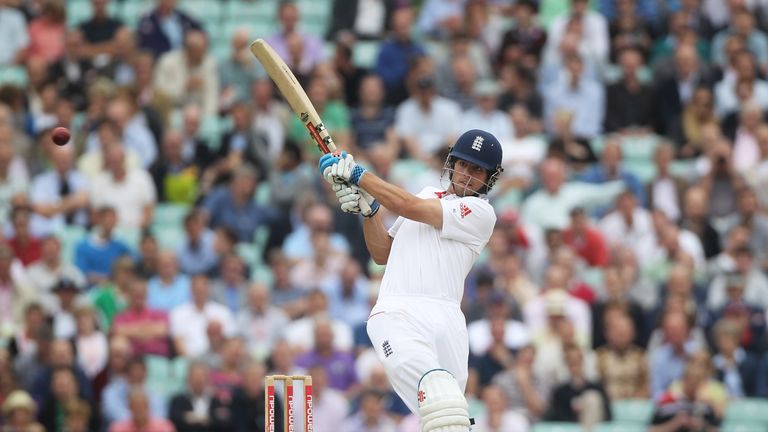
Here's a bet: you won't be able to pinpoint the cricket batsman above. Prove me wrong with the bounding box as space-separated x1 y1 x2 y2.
319 129 503 432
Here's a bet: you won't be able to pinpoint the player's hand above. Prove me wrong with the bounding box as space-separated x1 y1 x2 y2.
333 183 380 217
324 153 367 186
319 152 345 184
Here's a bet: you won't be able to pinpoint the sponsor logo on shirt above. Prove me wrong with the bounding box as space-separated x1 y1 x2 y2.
459 202 472 218
418 390 426 404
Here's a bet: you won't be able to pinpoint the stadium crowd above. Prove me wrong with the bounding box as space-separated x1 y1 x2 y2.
0 0 768 431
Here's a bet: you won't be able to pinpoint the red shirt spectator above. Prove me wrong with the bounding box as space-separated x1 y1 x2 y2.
7 206 42 266
26 1 66 63
113 279 171 357
562 207 609 267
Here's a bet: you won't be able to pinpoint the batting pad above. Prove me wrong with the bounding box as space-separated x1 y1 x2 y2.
418 369 471 432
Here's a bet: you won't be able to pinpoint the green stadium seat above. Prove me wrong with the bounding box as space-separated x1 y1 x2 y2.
152 225 186 251
224 0 278 20
353 41 380 68
145 355 188 398
152 203 190 227
0 66 28 87
55 225 87 264
611 399 654 424
595 423 647 432
532 422 584 432
113 227 141 251
623 159 657 184
725 399 768 425
119 0 153 28
620 134 660 161
179 0 222 23
237 242 261 268
722 422 768 432
66 0 92 27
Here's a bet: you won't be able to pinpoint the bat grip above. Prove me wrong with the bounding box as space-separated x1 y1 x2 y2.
359 197 372 214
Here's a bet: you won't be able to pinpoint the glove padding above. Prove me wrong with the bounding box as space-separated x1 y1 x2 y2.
320 153 367 186
332 183 380 218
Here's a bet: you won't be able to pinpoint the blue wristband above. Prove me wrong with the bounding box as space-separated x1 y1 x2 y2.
364 200 380 218
350 165 367 186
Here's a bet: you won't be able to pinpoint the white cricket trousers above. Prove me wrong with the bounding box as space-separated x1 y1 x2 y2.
366 295 470 414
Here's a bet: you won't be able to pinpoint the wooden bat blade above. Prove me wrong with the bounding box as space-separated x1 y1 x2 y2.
250 38 336 154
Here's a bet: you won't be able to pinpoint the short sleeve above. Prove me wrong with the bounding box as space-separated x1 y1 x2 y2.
440 197 495 253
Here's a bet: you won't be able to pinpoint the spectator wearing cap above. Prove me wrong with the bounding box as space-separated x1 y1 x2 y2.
50 277 84 339
113 278 171 357
1 390 44 432
136 0 203 58
28 144 90 236
154 29 219 117
394 72 462 162
459 80 513 141
201 164 276 243
562 207 609 267
708 247 768 310
170 274 234 358
147 250 190 312
74 206 132 286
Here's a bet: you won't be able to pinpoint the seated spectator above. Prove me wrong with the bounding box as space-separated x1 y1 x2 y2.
49 278 83 339
208 102 269 189
591 266 646 348
88 256 133 330
27 236 85 310
231 362 283 432
154 30 218 116
545 344 611 428
92 335 133 408
0 0 28 66
284 289 354 352
543 54 605 140
650 352 726 431
209 337 246 400
1 390 44 432
350 74 397 154
147 250 190 312
468 294 530 359
596 313 649 399
169 361 232 431
295 318 358 393
109 388 174 432
210 254 249 314
679 185 721 260
7 303 47 360
304 364 348 431
74 206 132 286
28 144 90 235
175 210 216 276
604 47 655 133
730 188 768 265
650 310 702 399
102 356 166 426
135 232 159 279
714 50 768 118
47 30 93 112
38 367 96 432
711 9 768 70
562 207 610 267
6 206 42 267
237 282 289 361
580 138 646 207
667 87 719 158
113 278 171 357
77 120 142 181
707 247 768 310
87 96 159 169
73 304 108 379
340 389 397 432
472 314 526 387
267 250 306 318
30 339 92 406
711 318 768 397
170 274 234 358
492 344 550 423
284 202 350 262
474 384 530 431
290 231 349 291
265 1 326 75
90 142 157 231
201 165 276 243
136 0 203 58
78 0 125 58
13 324 53 392
26 0 66 64
0 135 28 227
149 130 200 204
219 28 264 109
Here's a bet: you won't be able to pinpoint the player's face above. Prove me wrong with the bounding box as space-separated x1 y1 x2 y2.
450 159 488 197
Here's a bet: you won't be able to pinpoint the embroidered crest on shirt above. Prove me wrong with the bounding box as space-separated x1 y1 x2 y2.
382 340 393 357
459 202 472 218
471 135 484 151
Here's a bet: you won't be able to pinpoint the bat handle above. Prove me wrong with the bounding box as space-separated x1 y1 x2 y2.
359 197 372 214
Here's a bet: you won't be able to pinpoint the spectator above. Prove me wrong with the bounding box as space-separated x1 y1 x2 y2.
350 74 397 153
201 164 275 243
7 302 47 360
711 8 768 69
29 138 89 235
210 254 249 314
305 364 348 432
147 250 190 312
714 50 768 118
209 337 246 399
25 0 66 64
598 190 657 266
375 6 426 105
547 0 610 65
669 87 719 158
73 304 109 379
113 278 171 357
607 0 654 61
295 317 358 392
237 282 289 361
102 356 167 426
6 206 42 267
498 1 547 67
0 130 28 225
474 384 531 432
580 138 646 207
211 102 268 188
29 339 92 406
90 143 157 230
591 266 646 348
730 188 768 264
0 242 34 338
460 80 513 140
175 209 217 276
136 0 203 58
231 362 282 432
249 78 290 163
92 335 133 407
284 202 350 262
170 274 234 358
649 142 689 223
650 311 701 399
109 388 175 432
604 47 655 133
562 207 610 267
38 367 95 432
219 28 264 109
468 294 530 359
707 247 768 310
544 52 605 139
49 277 83 339
154 30 218 116
711 318 768 397
88 256 133 330
492 344 549 423
265 1 326 75
0 0 29 66
290 230 349 291
74 206 132 286
339 389 397 432
472 315 521 387
595 313 649 399
545 344 611 428
149 130 200 204
78 120 143 180
169 361 231 432
0 390 44 432
78 0 125 57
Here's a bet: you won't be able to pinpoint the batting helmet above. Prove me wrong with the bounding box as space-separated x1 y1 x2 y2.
446 129 504 193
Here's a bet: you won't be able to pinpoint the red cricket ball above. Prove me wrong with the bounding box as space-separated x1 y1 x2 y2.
52 127 71 146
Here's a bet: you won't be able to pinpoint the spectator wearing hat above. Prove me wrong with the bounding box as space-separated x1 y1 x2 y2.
74 206 133 287
50 277 84 339
460 80 513 141
0 390 43 432
136 0 203 59
707 247 768 310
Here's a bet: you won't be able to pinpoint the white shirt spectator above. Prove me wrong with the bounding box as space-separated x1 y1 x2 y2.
283 316 353 352
29 169 89 236
714 78 768 118
85 116 158 168
170 300 236 358
707 268 768 310
154 49 219 117
520 181 625 230
523 294 592 347
90 169 156 229
395 96 462 156
598 207 657 266
459 108 513 141
0 6 28 66
236 305 289 361
467 319 531 357
313 386 351 432
546 10 609 65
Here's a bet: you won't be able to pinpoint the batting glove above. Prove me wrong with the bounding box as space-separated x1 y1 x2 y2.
319 152 345 184
330 153 367 186
333 183 380 218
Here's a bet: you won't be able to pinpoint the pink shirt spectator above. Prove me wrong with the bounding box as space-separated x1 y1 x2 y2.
113 308 170 357
109 418 176 432
26 19 65 63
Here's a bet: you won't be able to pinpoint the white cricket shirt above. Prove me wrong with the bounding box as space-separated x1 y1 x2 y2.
379 186 496 304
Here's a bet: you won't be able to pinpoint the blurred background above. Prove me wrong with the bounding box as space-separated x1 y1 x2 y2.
0 0 767 431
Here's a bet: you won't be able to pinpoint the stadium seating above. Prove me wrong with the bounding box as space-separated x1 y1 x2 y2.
594 423 647 432
532 422 585 432
724 399 768 426
610 399 654 424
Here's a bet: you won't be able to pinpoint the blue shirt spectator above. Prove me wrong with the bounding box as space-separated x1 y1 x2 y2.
74 207 132 286
544 55 605 139
374 7 426 104
147 251 191 312
578 139 646 207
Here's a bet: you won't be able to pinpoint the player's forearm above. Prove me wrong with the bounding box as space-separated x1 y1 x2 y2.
359 173 442 227
362 212 392 265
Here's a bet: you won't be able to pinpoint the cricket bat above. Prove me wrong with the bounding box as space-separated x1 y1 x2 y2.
250 38 371 212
